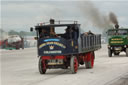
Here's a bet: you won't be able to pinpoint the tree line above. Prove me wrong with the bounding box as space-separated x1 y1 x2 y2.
8 30 36 37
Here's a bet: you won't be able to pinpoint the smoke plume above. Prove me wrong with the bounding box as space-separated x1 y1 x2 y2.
77 1 118 30
109 12 118 25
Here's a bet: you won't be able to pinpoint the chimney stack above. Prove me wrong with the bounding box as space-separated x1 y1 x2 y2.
50 19 55 24
115 24 119 29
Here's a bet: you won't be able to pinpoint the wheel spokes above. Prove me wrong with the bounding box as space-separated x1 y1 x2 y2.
74 57 78 72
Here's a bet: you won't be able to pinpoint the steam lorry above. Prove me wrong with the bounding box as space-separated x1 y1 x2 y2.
30 19 101 74
107 25 128 57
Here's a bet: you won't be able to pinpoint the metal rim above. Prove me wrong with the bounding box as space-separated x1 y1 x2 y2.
39 57 46 74
42 60 46 73
70 56 78 73
74 57 78 73
91 55 94 68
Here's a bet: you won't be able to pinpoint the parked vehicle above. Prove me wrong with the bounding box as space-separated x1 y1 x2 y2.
30 19 101 74
2 35 24 50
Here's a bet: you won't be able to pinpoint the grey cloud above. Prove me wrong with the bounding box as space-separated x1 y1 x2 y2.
1 1 128 33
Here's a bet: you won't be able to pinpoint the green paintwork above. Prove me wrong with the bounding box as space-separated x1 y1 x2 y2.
107 28 128 46
4 47 16 50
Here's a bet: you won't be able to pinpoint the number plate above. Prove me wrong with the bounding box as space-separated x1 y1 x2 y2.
48 59 63 65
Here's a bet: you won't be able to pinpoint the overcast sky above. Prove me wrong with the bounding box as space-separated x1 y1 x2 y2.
1 0 128 33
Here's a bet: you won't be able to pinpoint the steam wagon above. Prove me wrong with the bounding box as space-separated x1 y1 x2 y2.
107 25 128 57
30 19 101 74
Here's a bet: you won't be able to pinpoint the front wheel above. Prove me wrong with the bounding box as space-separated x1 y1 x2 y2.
126 48 128 57
70 56 78 74
108 49 112 57
38 57 46 74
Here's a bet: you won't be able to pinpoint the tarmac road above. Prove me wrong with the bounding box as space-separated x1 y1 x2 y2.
1 44 128 85
110 74 128 85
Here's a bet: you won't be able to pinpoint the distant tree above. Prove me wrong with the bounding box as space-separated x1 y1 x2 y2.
0 29 5 33
8 30 19 35
19 31 26 37
8 30 36 37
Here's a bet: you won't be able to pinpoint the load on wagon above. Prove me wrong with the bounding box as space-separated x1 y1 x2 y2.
30 19 101 74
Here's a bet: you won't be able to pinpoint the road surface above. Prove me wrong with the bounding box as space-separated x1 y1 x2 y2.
110 74 128 85
1 44 128 85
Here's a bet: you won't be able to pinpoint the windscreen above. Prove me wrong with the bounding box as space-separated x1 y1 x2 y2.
55 26 67 34
108 29 128 35
38 25 79 39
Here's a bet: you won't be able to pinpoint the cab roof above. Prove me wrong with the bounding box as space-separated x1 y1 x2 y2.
108 28 128 31
35 24 80 28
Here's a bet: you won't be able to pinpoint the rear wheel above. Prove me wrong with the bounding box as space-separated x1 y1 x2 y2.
126 48 128 57
108 49 112 57
70 56 78 74
38 57 46 74
85 52 94 69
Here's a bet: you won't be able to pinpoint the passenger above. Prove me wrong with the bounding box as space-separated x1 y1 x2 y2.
65 27 78 39
64 26 78 39
40 29 49 38
50 31 58 37
70 28 74 39
72 28 78 39
64 27 71 39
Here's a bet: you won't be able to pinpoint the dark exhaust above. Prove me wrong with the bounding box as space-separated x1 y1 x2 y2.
115 24 119 29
